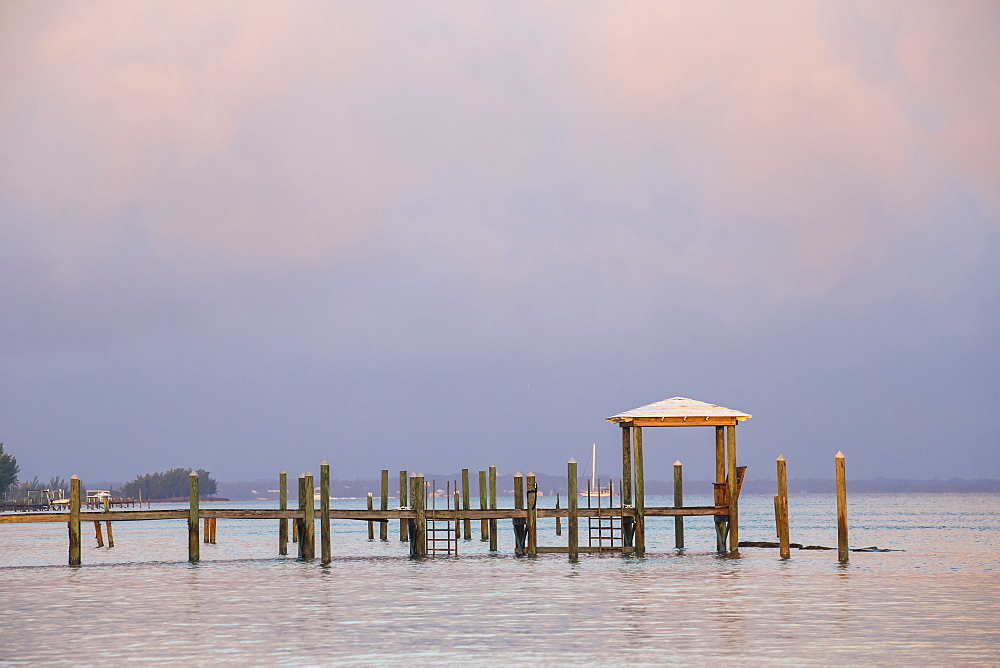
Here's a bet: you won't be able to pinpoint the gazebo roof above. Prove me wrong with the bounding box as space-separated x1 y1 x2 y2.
607 397 752 427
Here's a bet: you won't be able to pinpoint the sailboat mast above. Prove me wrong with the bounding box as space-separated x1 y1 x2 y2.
591 443 597 490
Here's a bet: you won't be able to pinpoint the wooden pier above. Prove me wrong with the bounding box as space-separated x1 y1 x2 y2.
1 397 852 567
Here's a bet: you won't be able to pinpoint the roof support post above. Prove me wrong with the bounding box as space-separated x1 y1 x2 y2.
621 424 634 548
634 426 645 557
727 425 739 555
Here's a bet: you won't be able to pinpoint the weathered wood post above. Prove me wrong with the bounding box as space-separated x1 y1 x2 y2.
411 474 426 558
488 465 498 552
204 516 211 544
621 425 634 548
367 493 375 540
188 470 200 563
101 495 114 548
727 425 739 555
209 517 216 545
453 485 461 539
513 472 525 556
461 469 471 540
673 460 684 549
321 462 331 564
296 474 306 559
634 426 646 556
279 471 288 555
836 451 848 563
479 470 488 542
555 492 562 536
776 455 790 559
68 476 81 566
94 520 104 547
715 426 728 552
380 470 389 542
526 472 538 557
567 459 579 561
304 472 316 560
399 470 409 542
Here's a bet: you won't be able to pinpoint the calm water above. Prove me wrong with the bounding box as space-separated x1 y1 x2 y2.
2 493 997 664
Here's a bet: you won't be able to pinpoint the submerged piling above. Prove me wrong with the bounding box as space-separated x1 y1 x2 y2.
380 470 389 542
321 462 331 564
513 473 525 556
279 471 288 555
526 472 537 557
461 469 471 541
399 470 408 542
488 465 498 552
68 476 81 566
479 470 488 542
188 471 200 563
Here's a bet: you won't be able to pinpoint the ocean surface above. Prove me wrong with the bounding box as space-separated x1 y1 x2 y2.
1 493 997 665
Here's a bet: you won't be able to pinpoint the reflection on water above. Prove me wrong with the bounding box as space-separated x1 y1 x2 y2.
1 493 997 664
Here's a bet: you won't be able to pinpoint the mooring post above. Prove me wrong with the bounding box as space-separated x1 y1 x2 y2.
399 470 409 541
488 465 498 552
777 455 790 559
634 426 646 557
461 469 471 541
567 459 579 561
279 471 288 555
367 493 375 540
674 460 684 549
526 472 538 557
727 425 739 556
188 471 200 563
513 472 525 556
380 470 389 541
296 474 306 559
304 472 316 560
102 495 114 548
836 452 848 563
321 462 331 564
68 476 81 566
94 520 104 547
412 474 426 558
555 492 562 536
479 470 488 542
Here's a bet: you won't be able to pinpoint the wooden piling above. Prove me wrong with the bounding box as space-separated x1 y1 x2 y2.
777 455 790 559
454 486 461 539
411 474 426 558
209 517 216 545
621 425 634 547
188 470 200 563
634 426 646 557
321 462 331 564
488 465 498 552
380 470 389 542
94 520 104 547
673 460 684 549
106 520 115 548
479 470 488 541
526 472 537 557
279 471 288 555
567 459 579 561
68 476 81 566
555 492 562 536
836 451 848 563
461 469 471 540
715 426 728 553
727 425 739 555
513 472 525 556
297 474 306 559
399 470 409 542
367 493 375 540
204 516 211 544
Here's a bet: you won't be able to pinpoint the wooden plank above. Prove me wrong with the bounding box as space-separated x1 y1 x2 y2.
537 546 636 554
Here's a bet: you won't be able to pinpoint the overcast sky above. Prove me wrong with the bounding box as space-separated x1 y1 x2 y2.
2 1 997 486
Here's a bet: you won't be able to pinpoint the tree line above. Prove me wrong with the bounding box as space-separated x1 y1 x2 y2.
120 468 218 499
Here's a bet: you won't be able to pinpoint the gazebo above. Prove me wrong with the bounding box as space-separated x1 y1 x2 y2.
606 397 752 555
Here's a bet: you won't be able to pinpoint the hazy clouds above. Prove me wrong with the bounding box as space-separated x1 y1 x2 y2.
2 1 997 483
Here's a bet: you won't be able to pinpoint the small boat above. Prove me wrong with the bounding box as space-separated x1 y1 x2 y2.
580 443 618 497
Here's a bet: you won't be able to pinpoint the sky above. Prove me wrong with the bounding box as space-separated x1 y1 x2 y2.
1 1 997 486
